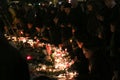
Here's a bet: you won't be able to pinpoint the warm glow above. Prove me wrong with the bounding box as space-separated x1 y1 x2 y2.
5 36 78 79
26 55 32 60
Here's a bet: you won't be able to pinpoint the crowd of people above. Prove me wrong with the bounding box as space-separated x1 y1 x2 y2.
0 0 120 80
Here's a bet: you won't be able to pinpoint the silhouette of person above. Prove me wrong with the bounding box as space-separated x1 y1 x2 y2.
76 35 113 80
0 20 30 80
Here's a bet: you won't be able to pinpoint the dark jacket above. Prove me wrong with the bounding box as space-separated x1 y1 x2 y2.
89 51 113 80
0 36 30 80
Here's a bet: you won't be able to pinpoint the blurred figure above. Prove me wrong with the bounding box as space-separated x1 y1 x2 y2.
85 1 101 37
24 22 36 38
33 26 50 43
70 35 89 80
102 0 120 46
0 19 30 80
109 24 120 80
59 2 73 43
76 36 113 80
